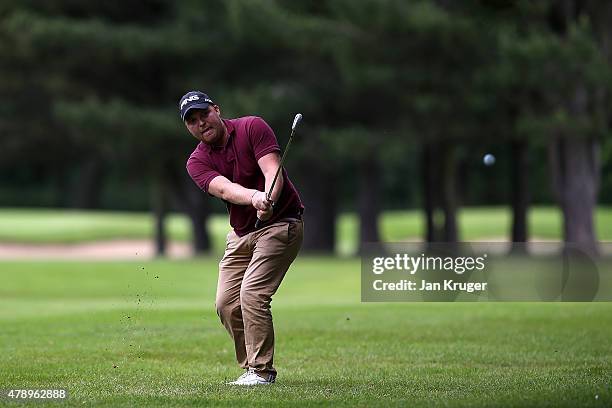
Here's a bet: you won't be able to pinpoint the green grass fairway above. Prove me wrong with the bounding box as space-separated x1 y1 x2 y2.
1 206 612 256
1 258 611 407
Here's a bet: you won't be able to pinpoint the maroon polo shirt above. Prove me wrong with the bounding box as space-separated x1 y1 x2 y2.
186 116 304 236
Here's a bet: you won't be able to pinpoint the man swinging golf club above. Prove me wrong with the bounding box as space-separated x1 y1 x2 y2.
181 91 304 386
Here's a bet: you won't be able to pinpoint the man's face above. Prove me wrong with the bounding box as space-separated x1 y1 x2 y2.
184 105 225 145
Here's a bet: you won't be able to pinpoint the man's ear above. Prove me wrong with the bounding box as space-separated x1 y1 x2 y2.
213 104 221 114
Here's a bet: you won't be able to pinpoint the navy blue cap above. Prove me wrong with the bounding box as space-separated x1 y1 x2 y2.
179 91 214 121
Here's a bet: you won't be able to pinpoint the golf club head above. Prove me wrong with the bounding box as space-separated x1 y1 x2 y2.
292 113 303 131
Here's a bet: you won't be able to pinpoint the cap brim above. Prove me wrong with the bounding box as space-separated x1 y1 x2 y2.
181 103 211 120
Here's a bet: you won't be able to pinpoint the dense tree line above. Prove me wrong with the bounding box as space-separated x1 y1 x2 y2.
1 0 611 255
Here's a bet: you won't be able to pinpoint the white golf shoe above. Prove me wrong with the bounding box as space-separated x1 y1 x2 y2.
228 368 275 386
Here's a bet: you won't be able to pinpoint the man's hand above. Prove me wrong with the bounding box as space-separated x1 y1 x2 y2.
257 207 273 222
251 191 272 211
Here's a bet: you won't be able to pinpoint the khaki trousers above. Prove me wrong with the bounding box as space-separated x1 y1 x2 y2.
216 219 303 378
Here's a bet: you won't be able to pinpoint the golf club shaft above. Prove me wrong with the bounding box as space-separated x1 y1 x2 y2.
265 129 295 202
255 114 302 229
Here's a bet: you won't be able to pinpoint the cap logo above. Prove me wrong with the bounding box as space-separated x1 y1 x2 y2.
180 95 200 109
180 95 214 110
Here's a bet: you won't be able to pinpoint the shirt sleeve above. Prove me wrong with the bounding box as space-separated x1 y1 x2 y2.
186 154 221 193
248 117 281 160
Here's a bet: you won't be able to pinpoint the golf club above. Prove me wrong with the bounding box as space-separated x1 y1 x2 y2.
255 113 303 229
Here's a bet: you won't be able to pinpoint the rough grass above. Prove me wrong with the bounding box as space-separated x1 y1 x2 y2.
1 257 611 407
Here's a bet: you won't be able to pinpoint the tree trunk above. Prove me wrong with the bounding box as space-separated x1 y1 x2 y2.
358 156 381 254
421 142 458 244
546 2 600 257
300 165 336 253
53 163 71 207
422 143 438 243
168 165 211 255
440 143 458 242
422 141 459 243
548 136 600 256
510 139 529 243
152 176 168 257
72 158 104 209
186 182 210 254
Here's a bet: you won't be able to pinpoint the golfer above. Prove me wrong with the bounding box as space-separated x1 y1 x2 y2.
180 91 304 386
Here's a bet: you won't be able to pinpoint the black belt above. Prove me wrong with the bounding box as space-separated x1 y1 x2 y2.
279 215 302 223
274 208 303 223
283 207 303 221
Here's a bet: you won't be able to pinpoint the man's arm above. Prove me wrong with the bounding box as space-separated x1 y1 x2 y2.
208 175 270 210
258 152 283 203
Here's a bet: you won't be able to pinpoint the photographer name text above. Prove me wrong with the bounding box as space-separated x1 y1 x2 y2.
373 279 487 293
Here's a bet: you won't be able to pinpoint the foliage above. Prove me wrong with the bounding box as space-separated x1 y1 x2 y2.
1 0 612 211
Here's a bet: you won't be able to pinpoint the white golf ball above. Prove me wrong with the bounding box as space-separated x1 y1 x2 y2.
483 154 495 166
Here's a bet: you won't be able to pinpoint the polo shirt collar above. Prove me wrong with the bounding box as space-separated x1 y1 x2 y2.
198 118 234 152
222 119 235 145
